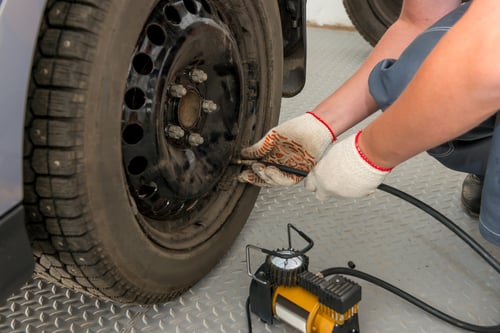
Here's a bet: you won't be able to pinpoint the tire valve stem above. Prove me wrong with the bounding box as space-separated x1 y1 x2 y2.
169 84 187 98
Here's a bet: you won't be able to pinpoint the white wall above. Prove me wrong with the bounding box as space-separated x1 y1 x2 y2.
307 0 353 27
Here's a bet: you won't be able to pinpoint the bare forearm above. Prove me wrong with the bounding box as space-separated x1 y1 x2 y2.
360 0 500 169
313 0 461 136
312 20 424 136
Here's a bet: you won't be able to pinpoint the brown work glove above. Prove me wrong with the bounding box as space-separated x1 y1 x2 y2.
238 112 336 186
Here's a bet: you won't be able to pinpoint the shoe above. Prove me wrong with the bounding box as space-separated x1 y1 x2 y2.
461 174 483 218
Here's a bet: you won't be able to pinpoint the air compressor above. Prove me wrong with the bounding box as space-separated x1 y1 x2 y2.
246 224 361 333
244 185 500 333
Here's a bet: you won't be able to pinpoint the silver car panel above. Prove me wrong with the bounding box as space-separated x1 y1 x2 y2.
0 0 46 216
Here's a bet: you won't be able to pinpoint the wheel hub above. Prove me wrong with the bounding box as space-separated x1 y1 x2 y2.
121 0 243 222
178 90 201 129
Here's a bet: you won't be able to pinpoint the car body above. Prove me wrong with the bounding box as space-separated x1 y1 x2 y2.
0 0 46 301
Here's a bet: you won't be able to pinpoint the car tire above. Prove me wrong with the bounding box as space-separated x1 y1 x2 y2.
343 0 402 46
23 0 283 304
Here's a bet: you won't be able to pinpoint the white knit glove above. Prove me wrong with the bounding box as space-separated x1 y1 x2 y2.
304 131 392 200
238 112 336 187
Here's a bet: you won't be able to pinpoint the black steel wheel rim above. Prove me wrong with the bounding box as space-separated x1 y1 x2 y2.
121 0 251 250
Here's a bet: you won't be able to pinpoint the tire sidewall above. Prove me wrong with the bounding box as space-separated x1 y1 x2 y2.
344 0 401 46
84 0 282 297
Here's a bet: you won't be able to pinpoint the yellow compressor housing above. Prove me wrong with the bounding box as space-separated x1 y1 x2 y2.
249 264 361 333
246 225 361 333
273 284 360 333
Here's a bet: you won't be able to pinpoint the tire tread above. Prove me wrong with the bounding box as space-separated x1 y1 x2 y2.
24 0 131 302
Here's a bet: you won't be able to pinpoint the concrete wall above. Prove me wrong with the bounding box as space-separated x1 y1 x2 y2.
307 0 353 27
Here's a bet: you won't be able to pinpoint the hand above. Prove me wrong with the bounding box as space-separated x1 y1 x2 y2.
304 131 393 200
238 112 335 186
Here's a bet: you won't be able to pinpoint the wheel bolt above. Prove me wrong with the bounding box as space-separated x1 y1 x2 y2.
190 69 208 83
202 100 218 113
165 125 185 139
188 133 204 146
169 84 187 98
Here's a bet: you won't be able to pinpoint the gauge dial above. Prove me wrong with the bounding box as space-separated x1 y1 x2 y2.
267 250 309 286
271 254 304 270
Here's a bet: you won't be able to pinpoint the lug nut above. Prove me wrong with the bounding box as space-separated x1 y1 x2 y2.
165 125 185 140
202 100 218 113
188 133 204 146
190 69 208 83
169 84 187 98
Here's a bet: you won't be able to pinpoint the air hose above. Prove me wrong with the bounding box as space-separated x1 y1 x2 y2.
377 184 500 274
316 183 499 333
320 267 499 333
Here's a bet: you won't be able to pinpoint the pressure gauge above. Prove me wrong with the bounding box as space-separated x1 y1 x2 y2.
267 249 309 286
270 250 305 270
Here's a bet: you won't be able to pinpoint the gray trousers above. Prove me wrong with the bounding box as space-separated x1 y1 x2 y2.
368 2 499 245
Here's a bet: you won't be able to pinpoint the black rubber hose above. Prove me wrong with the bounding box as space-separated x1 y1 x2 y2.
249 160 498 272
320 267 500 333
246 297 253 333
377 184 500 273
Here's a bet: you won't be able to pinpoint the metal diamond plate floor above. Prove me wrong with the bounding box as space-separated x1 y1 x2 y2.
2 27 499 333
